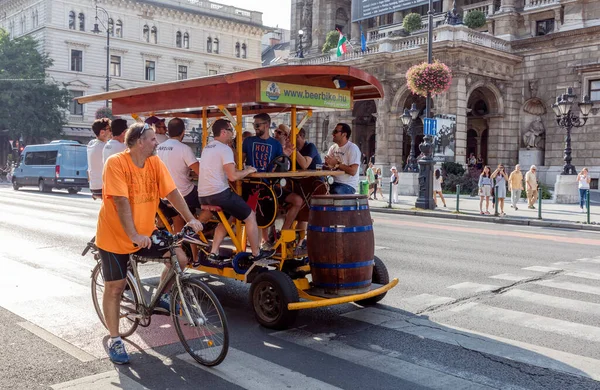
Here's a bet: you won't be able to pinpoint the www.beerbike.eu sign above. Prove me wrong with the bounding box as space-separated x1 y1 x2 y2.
258 80 352 109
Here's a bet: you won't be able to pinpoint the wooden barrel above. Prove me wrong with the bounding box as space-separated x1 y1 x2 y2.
307 194 374 296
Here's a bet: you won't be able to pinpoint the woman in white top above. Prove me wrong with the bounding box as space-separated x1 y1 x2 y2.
577 167 591 212
433 169 446 207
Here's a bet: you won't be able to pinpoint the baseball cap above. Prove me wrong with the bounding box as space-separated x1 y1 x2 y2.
144 116 165 126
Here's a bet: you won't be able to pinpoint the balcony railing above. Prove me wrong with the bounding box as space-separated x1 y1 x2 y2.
524 0 560 9
462 0 496 16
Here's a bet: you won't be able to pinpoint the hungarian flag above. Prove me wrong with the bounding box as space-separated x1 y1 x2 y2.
336 30 347 57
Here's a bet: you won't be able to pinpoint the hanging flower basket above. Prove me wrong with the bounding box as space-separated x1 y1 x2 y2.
405 61 452 97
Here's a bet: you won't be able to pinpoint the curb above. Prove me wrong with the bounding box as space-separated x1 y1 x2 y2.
370 206 600 232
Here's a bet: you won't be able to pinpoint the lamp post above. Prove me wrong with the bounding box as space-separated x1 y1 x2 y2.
551 87 594 175
297 29 304 58
415 0 436 210
91 2 110 107
402 103 420 172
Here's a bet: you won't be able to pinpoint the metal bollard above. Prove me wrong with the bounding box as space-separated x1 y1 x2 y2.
587 189 591 224
456 184 460 212
538 187 542 220
494 186 499 216
388 182 393 208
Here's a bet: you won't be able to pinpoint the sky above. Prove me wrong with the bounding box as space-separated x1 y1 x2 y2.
216 0 292 30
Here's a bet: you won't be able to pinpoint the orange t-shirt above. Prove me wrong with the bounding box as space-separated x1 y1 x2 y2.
95 151 176 254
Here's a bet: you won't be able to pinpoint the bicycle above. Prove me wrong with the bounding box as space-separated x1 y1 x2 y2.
82 227 229 366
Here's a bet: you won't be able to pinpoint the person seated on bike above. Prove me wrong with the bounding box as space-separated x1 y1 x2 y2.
198 119 274 265
243 114 303 247
95 122 203 365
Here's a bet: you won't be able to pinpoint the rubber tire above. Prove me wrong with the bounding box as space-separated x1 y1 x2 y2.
68 188 79 195
355 256 390 306
38 179 50 193
12 178 19 191
250 270 299 330
90 263 140 338
172 278 229 366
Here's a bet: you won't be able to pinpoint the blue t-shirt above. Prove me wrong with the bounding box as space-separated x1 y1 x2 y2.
242 136 283 172
297 142 322 170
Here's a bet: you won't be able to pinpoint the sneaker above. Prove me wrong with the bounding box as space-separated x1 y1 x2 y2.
515 207 518 211
581 208 585 213
108 340 130 365
510 205 514 208
207 253 221 265
250 248 276 262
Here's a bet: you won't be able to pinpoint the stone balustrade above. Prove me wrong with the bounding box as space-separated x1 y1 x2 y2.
462 0 496 16
524 0 560 10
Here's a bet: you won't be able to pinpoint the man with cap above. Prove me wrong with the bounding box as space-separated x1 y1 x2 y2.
87 118 111 200
103 119 128 163
145 116 168 144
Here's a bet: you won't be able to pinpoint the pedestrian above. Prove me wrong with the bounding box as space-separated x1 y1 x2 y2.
376 168 383 199
479 165 492 215
508 164 524 210
468 153 476 167
491 164 509 216
476 154 483 170
390 166 399 203
366 162 376 199
433 169 446 207
577 167 591 213
525 165 538 209
87 118 111 200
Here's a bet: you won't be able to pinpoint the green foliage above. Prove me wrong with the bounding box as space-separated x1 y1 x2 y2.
0 29 70 144
322 31 339 53
95 107 113 120
442 162 466 176
463 10 486 29
442 173 479 195
516 183 552 200
402 13 423 33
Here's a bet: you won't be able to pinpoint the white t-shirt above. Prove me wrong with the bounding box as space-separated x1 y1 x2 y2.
102 139 127 164
87 139 106 190
198 140 235 197
156 138 198 196
327 140 361 190
578 174 590 189
156 133 168 144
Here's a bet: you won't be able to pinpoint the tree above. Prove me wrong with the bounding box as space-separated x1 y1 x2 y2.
463 10 486 29
322 30 339 53
0 29 70 144
95 106 114 120
402 13 423 33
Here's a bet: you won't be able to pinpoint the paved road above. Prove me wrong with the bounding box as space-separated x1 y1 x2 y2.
1 186 600 389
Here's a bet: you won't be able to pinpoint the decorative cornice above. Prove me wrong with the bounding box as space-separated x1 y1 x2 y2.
204 61 222 69
64 40 90 48
512 25 600 51
109 47 129 54
65 78 91 89
140 52 162 59
173 56 194 64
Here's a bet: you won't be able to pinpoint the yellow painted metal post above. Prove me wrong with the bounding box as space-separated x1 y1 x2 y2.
202 108 208 148
235 104 244 250
291 105 297 172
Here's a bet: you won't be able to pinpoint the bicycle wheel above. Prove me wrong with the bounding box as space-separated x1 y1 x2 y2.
171 278 229 366
90 263 140 338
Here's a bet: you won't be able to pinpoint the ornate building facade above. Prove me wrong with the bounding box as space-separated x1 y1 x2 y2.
0 0 264 142
291 0 600 186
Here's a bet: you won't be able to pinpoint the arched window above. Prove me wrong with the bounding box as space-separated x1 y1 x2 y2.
207 37 212 53
151 26 157 44
33 10 39 28
235 42 240 58
78 12 85 31
115 20 122 37
108 18 114 36
143 25 149 42
68 11 75 30
183 32 189 49
213 38 219 54
176 31 182 48
241 43 247 59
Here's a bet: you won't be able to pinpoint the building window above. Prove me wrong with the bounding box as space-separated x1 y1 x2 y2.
535 19 554 36
108 18 114 36
78 13 85 31
178 65 188 80
208 69 217 75
69 90 84 115
115 20 122 37
183 32 189 49
21 16 26 34
8 21 14 39
32 10 38 28
589 80 600 101
176 31 182 48
241 43 247 59
151 26 157 44
68 11 75 30
143 25 149 42
110 55 121 77
235 42 240 57
213 38 219 54
145 60 155 81
207 37 212 53
71 49 83 72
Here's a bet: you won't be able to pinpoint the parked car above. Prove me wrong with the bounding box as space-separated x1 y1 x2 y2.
12 140 88 194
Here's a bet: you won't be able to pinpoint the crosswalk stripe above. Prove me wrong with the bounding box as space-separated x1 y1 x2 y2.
503 289 600 314
342 307 600 381
272 328 498 390
447 282 500 293
564 271 600 280
449 302 600 343
177 348 343 390
51 370 148 389
522 266 562 272
489 274 530 282
533 280 600 296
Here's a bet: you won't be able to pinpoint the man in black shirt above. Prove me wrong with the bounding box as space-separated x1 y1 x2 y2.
293 128 322 170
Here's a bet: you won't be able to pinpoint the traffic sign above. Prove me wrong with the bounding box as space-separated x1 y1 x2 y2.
423 118 437 136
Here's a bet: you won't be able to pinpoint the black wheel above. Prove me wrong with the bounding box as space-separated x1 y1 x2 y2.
68 188 79 195
250 270 299 330
172 279 229 366
90 263 140 337
38 179 51 192
356 256 390 306
12 178 19 191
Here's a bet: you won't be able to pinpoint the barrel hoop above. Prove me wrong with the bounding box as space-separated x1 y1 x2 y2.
310 199 369 207
309 260 374 269
313 279 372 288
310 205 369 212
307 225 373 233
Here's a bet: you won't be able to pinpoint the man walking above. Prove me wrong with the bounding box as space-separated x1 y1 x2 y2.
103 119 128 163
508 164 524 210
366 162 375 199
324 123 361 194
525 165 538 209
87 118 111 199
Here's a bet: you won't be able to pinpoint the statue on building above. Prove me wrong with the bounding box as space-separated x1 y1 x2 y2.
522 117 545 150
301 0 313 47
445 1 462 25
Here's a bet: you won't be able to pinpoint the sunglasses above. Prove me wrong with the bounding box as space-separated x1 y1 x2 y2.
275 130 285 135
253 121 268 129
332 130 341 135
140 123 150 137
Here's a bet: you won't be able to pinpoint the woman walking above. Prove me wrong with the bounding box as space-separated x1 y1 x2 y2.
492 164 509 216
376 168 383 199
390 166 399 204
479 166 493 215
578 167 591 213
433 169 446 207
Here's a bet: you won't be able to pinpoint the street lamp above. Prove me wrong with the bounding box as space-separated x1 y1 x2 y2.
91 2 110 107
552 87 594 175
297 29 304 58
403 103 420 172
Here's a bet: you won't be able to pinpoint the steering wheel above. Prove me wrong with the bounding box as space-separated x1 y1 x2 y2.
267 154 292 173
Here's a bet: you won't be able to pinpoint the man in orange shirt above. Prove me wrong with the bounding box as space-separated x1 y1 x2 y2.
96 122 203 365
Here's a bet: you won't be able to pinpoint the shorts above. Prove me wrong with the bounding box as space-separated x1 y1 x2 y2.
91 189 102 198
330 182 356 195
200 188 252 221
479 185 492 197
275 187 292 205
158 186 200 218
98 231 168 282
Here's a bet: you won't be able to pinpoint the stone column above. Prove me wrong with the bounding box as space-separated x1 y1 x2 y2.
393 11 403 23
351 22 360 43
449 74 468 165
499 0 517 12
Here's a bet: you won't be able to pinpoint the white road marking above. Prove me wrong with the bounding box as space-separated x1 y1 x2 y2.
447 282 500 293
18 321 96 363
522 266 562 273
51 370 148 389
503 289 600 314
533 280 600 296
564 271 600 280
489 274 531 282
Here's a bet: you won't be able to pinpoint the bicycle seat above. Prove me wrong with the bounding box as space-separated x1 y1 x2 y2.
201 205 223 212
